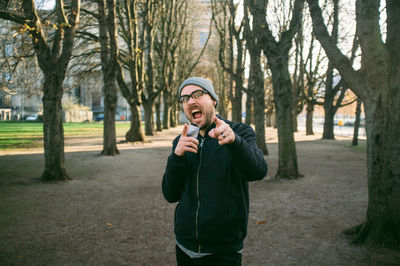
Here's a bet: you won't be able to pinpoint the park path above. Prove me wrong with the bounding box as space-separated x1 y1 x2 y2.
1 126 399 265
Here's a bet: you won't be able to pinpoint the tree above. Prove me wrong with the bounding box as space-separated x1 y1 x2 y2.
0 0 81 181
243 0 268 155
139 0 158 136
316 0 358 140
211 0 246 122
115 0 145 142
153 0 188 130
303 31 325 135
97 0 119 155
253 0 304 179
308 0 400 248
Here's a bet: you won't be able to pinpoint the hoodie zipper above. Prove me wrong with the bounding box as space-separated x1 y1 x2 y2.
195 137 205 253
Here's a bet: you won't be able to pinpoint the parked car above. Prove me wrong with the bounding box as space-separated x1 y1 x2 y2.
95 114 104 121
26 114 40 121
95 113 123 121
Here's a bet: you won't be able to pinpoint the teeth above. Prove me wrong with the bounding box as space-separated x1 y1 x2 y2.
191 109 200 115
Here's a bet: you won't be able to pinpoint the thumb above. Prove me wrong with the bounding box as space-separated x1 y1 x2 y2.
182 123 188 137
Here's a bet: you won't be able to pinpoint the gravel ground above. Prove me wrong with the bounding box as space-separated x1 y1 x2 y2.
0 126 399 265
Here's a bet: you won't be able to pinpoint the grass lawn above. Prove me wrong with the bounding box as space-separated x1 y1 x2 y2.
0 121 131 150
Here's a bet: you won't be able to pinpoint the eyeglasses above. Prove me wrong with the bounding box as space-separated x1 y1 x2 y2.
178 90 209 103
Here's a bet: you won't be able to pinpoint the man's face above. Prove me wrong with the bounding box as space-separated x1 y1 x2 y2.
181 85 216 130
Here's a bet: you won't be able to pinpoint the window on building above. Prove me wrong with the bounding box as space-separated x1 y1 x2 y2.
199 32 208 47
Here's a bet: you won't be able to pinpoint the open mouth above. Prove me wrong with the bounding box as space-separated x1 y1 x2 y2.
191 109 203 121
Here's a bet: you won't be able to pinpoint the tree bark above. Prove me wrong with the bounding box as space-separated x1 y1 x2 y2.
250 50 268 155
352 98 362 146
322 96 335 139
169 104 177 128
41 71 69 180
125 103 144 142
162 92 170 129
245 94 253 125
142 99 155 136
101 80 119 155
155 95 162 132
305 100 314 135
271 65 300 178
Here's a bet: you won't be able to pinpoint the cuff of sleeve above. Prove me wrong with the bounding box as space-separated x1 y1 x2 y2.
226 132 242 151
169 152 185 166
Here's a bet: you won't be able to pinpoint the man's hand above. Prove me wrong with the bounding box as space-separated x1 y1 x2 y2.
174 124 200 156
208 116 235 145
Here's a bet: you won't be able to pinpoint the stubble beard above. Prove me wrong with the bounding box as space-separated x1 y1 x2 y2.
199 108 214 130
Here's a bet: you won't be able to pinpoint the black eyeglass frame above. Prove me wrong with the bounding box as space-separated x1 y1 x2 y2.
178 90 209 103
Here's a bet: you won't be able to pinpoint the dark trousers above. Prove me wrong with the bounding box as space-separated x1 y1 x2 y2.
176 245 242 266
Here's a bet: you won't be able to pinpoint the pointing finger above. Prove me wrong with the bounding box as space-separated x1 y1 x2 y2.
213 115 222 127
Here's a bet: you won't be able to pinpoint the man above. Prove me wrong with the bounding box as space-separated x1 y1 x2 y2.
162 77 268 265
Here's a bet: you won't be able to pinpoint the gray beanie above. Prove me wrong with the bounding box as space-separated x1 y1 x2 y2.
179 77 219 107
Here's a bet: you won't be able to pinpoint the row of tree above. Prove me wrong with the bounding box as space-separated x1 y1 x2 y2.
1 0 399 248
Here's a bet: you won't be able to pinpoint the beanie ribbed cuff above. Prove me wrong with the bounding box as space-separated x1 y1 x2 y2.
178 77 219 107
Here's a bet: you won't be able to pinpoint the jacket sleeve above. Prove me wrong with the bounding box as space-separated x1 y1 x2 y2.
162 136 186 203
226 124 268 181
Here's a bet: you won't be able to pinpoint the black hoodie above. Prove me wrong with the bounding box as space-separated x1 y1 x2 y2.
162 116 268 253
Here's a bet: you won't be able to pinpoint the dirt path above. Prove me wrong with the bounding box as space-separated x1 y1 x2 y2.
0 127 399 265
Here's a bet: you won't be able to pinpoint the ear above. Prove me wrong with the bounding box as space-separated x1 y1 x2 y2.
213 100 217 107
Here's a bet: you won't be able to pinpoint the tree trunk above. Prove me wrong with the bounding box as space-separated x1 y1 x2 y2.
321 0 338 139
249 46 268 155
170 104 177 127
322 104 335 139
126 103 144 142
155 96 162 132
231 85 242 122
272 65 301 179
350 96 400 248
352 98 362 146
245 94 253 125
254 94 268 155
252 0 303 179
98 0 119 156
163 92 170 129
41 73 69 181
306 101 314 135
265 109 273 127
101 82 119 155
143 99 154 136
322 63 336 139
293 114 298 132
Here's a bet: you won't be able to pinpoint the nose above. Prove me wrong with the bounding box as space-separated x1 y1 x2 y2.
187 96 197 105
